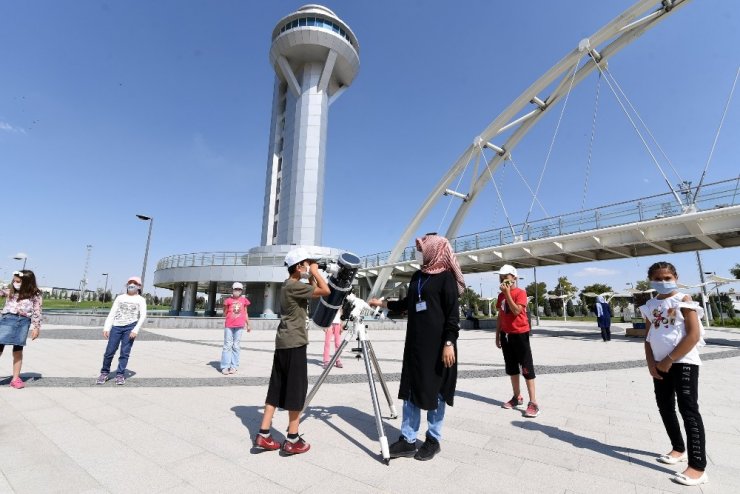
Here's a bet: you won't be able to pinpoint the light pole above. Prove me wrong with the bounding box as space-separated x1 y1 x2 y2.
136 214 154 292
13 252 28 270
102 273 109 303
704 272 725 325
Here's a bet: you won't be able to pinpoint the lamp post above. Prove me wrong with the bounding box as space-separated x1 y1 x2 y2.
102 273 109 303
704 272 725 325
13 252 28 270
136 214 154 292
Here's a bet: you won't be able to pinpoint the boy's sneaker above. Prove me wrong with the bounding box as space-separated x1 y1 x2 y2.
388 436 417 458
115 374 125 385
9 377 25 389
96 373 109 385
254 434 281 451
502 395 524 409
414 435 441 461
281 437 310 455
524 401 540 418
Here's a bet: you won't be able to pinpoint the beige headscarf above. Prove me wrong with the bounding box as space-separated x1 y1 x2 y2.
416 234 465 295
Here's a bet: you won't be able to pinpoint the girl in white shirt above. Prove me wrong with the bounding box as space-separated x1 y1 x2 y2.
639 261 707 486
96 277 147 385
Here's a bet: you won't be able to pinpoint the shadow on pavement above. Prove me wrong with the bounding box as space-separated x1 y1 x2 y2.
456 389 505 407
511 420 674 474
231 405 287 454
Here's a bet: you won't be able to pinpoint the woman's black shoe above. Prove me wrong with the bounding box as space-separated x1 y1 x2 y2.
414 436 440 461
389 437 416 458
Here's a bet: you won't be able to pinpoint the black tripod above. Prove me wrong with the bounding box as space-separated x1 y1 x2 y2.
301 294 397 463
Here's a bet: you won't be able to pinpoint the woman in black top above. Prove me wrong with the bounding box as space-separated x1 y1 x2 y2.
370 233 464 461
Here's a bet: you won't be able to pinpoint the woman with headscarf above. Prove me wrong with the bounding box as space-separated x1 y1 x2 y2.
370 233 464 461
595 295 612 342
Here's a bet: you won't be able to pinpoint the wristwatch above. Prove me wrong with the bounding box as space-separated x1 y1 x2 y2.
444 341 453 347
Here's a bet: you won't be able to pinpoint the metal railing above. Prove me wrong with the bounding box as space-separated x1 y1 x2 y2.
156 251 286 271
359 177 740 269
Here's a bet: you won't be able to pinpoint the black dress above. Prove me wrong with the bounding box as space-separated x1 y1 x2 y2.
387 270 460 410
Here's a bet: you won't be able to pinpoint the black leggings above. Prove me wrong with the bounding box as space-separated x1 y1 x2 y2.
0 345 24 354
600 326 611 341
654 363 706 470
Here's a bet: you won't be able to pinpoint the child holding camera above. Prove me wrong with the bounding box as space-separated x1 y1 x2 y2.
254 248 330 455
496 264 540 418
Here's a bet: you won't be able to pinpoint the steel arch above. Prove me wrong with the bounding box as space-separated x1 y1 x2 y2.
370 0 693 298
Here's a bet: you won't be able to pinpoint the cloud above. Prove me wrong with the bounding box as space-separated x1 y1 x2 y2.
575 267 619 277
0 121 26 134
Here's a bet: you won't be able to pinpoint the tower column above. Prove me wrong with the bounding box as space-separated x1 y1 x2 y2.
181 282 198 316
205 281 218 317
169 283 184 316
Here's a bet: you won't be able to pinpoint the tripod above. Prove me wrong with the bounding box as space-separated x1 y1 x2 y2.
301 295 398 464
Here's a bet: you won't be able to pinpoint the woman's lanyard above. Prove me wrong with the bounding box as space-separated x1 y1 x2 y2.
416 274 430 312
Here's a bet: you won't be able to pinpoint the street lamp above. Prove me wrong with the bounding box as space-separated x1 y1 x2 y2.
704 272 725 325
13 252 28 269
136 214 154 292
102 273 109 303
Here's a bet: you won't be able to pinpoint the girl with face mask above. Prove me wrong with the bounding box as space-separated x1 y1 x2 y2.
221 282 251 375
0 270 43 389
96 277 147 385
639 261 708 486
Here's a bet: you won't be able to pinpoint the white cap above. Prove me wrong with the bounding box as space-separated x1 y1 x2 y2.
232 282 243 290
496 264 518 277
284 247 313 268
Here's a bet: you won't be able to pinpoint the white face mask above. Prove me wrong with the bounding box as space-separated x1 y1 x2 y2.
127 284 139 293
13 282 21 290
415 250 424 264
232 290 242 297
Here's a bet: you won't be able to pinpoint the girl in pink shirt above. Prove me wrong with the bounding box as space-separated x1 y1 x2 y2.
221 282 251 375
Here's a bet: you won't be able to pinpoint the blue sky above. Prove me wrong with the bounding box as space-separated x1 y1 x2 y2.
1 0 738 298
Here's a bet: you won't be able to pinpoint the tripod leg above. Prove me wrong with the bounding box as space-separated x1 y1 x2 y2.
366 341 398 419
301 338 351 415
360 340 390 463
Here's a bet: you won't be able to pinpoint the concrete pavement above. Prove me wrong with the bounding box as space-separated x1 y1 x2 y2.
1 320 739 493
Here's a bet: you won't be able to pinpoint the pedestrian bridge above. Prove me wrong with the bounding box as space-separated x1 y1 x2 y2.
356 178 740 295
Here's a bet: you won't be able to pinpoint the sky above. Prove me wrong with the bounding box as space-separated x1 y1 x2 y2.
1 0 738 299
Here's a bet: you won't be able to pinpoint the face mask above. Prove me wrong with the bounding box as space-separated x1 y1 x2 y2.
650 281 678 294
13 282 21 290
127 284 139 293
415 250 424 264
232 291 242 297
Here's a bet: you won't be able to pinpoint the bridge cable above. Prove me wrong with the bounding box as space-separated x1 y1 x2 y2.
437 145 477 233
507 154 553 220
592 62 684 207
693 66 740 204
480 145 516 238
605 68 683 184
581 72 601 214
522 59 581 233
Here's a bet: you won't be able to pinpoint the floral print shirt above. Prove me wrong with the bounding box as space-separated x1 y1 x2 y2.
639 292 704 365
1 289 43 331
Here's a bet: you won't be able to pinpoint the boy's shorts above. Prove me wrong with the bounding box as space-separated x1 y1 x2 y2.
501 332 536 380
265 345 308 411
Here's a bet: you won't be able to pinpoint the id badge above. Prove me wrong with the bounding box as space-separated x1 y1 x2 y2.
416 301 427 312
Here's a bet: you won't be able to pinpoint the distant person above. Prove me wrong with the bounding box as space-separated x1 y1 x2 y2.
96 277 147 385
221 282 251 375
0 270 42 389
496 264 540 418
595 295 612 342
323 307 343 368
465 306 480 329
254 248 330 455
370 233 463 461
640 261 707 486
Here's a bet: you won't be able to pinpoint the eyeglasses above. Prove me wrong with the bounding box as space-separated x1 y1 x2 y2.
12 271 23 277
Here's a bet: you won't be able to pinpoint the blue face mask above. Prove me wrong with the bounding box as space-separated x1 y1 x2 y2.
650 281 678 294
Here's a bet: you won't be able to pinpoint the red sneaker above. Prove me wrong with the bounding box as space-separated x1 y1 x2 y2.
254 434 281 451
10 377 25 389
282 437 310 455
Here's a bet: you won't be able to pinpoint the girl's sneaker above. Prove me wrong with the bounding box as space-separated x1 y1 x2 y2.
221 369 229 375
9 377 25 389
115 375 126 385
228 368 237 375
96 373 109 385
502 395 524 409
524 401 540 418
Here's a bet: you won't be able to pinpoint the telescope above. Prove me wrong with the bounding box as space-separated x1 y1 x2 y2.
311 252 361 328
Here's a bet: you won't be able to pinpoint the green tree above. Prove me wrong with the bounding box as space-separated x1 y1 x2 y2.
459 286 482 315
525 282 547 312
731 263 740 279
566 299 576 317
580 283 613 296
543 299 552 316
635 280 651 292
710 296 721 321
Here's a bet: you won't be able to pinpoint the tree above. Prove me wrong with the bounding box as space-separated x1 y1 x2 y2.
548 276 577 315
525 282 547 313
566 299 576 317
70 293 79 302
635 280 651 292
459 287 482 315
543 299 552 316
731 263 740 279
709 296 721 321
580 283 613 296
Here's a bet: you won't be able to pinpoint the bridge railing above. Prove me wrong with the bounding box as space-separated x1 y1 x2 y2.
359 177 739 269
156 252 286 270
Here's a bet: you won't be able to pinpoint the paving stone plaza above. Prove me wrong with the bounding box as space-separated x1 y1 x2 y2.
1 320 739 493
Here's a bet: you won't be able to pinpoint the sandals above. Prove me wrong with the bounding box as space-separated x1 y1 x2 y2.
672 471 708 486
657 452 687 464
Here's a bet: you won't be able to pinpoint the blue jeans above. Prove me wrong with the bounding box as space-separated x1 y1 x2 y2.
101 323 136 376
220 327 243 370
401 394 446 443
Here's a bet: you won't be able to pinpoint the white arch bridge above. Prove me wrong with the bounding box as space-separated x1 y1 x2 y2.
363 0 740 298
